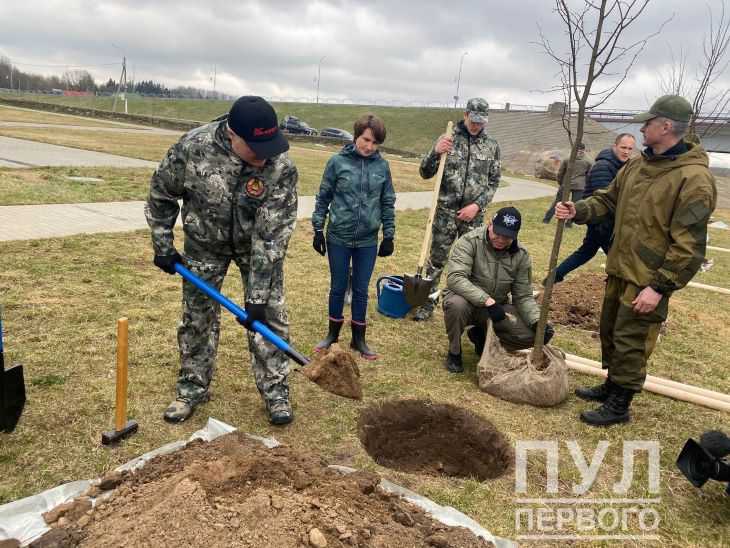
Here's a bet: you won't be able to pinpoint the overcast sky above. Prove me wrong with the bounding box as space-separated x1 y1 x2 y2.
1 0 728 111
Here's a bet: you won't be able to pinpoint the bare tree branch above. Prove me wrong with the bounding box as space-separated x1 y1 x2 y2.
531 0 661 363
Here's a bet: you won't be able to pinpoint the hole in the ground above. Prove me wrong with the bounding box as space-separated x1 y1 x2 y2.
357 399 513 481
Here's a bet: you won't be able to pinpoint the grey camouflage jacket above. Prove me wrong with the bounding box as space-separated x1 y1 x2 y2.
445 226 540 326
419 120 501 212
145 119 298 304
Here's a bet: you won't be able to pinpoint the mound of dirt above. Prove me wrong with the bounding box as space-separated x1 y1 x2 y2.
36 433 494 548
539 272 606 331
358 400 513 481
300 344 362 400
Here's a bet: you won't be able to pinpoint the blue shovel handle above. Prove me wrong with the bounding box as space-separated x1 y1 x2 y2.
174 263 310 366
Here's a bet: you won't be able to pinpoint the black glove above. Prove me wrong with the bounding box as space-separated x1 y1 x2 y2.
486 303 507 323
531 322 555 344
153 251 183 275
237 302 268 331
378 238 394 257
313 230 326 256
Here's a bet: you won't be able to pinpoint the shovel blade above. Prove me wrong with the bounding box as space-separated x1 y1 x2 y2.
1 364 26 433
403 274 433 307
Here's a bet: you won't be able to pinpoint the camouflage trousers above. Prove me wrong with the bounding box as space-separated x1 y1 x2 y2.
176 254 290 404
600 276 669 392
425 206 484 292
442 292 535 354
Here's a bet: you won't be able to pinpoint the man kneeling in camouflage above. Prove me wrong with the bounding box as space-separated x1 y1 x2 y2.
441 207 554 373
145 96 298 425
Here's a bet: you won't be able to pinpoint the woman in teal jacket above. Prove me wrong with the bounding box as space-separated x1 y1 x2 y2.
312 113 396 359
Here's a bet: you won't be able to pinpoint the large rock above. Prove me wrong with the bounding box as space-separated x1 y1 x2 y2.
534 150 563 180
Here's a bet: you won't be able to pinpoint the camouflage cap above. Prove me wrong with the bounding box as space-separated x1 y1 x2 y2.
633 95 693 123
466 97 489 124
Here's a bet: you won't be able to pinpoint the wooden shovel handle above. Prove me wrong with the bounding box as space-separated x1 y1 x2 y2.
417 121 453 270
114 318 129 431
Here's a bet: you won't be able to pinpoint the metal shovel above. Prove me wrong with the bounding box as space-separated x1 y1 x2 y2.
174 264 309 366
404 121 453 307
0 306 26 433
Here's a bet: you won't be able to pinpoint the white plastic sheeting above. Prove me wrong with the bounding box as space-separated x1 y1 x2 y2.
0 418 513 547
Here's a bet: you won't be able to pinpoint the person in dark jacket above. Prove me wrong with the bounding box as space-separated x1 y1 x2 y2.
311 114 396 359
551 133 636 283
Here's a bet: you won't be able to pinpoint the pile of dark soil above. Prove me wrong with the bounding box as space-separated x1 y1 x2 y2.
358 400 513 481
301 344 362 400
34 433 494 548
538 272 606 331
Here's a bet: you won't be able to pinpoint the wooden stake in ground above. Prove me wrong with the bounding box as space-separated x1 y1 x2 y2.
102 318 138 445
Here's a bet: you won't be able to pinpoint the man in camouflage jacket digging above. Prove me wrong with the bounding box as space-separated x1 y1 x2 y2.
557 95 717 426
441 206 554 373
145 96 298 426
413 97 502 321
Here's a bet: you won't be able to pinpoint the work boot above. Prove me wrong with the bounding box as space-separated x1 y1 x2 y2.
163 392 209 423
266 397 294 425
444 352 463 373
314 318 344 352
575 380 612 402
467 326 486 357
580 385 635 426
412 301 434 321
350 322 377 360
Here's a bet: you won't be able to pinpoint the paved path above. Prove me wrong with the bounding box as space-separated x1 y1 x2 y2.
0 177 554 241
0 136 158 168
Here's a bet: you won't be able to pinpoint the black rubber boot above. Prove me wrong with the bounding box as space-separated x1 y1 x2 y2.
580 385 635 426
444 352 463 373
314 318 344 352
350 322 377 360
575 379 612 402
467 326 486 357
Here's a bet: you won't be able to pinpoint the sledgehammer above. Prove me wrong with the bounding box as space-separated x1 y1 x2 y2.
102 318 138 445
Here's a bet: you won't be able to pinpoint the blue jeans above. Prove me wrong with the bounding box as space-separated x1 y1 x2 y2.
327 241 377 323
555 222 613 281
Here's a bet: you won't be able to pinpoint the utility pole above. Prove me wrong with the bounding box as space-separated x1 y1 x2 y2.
112 56 127 113
213 64 217 94
9 62 12 92
454 51 468 108
316 56 326 104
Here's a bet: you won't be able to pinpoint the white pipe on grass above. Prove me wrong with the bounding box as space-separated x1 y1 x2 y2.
687 281 730 295
566 353 730 404
707 245 730 253
566 359 730 413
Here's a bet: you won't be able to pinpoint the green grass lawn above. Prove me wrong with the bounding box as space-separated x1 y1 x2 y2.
1 197 729 545
0 151 430 205
0 105 128 127
1 93 462 153
0 105 438 202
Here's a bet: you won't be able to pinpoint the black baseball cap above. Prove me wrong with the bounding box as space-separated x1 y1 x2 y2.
227 96 289 158
491 206 522 239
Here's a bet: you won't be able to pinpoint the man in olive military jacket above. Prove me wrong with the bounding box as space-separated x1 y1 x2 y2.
557 95 717 426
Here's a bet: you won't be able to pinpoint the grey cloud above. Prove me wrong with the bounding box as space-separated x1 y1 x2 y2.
0 0 726 109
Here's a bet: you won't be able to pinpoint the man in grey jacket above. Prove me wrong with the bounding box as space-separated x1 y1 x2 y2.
442 206 554 373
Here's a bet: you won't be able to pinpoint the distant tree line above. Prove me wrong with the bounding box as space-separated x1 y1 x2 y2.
0 57 231 99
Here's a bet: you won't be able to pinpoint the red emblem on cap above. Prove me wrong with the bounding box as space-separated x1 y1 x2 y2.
253 126 277 137
245 178 265 198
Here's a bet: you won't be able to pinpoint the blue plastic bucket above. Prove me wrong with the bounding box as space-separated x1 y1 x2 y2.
376 276 412 319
